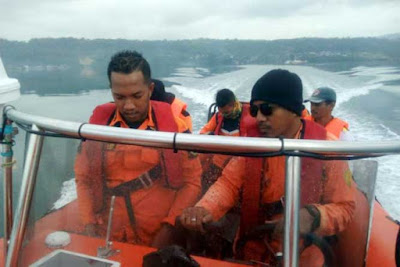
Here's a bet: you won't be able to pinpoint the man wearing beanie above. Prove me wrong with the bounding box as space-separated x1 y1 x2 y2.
180 69 355 266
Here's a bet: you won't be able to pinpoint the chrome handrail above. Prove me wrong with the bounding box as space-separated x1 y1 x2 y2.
4 106 400 155
3 107 400 267
284 156 302 267
2 121 14 263
5 125 44 267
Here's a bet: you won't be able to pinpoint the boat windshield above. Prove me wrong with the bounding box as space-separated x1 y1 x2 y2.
1 131 379 267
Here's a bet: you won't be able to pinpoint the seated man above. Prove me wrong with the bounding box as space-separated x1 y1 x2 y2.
199 89 251 193
304 87 351 140
151 79 193 131
180 69 355 266
74 50 202 248
200 88 243 136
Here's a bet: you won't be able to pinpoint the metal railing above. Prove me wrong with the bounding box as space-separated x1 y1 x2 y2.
1 120 15 264
3 106 400 267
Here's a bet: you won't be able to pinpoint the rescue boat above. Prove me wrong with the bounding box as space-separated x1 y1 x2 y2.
0 62 399 267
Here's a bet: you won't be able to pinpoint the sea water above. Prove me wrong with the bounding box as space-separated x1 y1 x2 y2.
1 64 399 237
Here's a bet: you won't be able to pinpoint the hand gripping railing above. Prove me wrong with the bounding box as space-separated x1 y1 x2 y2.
3 106 400 267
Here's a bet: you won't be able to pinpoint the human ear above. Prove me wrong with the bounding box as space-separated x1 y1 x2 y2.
148 82 154 97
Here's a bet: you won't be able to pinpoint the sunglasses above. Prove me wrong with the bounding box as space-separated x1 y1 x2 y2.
250 103 274 117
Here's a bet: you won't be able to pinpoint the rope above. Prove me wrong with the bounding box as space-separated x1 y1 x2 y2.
1 159 16 168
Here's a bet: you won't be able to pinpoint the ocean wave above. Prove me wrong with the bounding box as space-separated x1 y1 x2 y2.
335 83 383 107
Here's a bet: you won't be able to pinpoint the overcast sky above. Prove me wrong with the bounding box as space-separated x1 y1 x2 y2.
1 0 399 41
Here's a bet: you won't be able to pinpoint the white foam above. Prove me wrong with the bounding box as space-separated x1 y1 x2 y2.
170 67 211 78
335 83 384 107
52 178 77 210
171 85 214 107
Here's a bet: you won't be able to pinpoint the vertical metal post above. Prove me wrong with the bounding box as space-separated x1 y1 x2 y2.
105 196 116 247
2 121 15 264
6 125 44 267
283 155 301 267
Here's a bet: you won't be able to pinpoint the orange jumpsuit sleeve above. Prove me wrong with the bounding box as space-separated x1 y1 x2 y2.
162 151 202 225
314 160 355 236
196 156 246 220
199 114 218 135
74 141 104 225
162 116 202 225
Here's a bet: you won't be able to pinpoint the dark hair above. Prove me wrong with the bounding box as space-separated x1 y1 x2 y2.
151 79 166 101
216 88 235 108
107 50 151 84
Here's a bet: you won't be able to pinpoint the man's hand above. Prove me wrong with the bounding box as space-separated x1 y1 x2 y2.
272 208 315 239
299 207 316 234
179 207 213 232
151 224 175 248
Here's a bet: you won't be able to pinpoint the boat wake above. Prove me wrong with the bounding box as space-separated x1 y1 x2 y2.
51 64 400 221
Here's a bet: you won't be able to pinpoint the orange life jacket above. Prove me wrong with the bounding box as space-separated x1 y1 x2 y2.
170 98 193 131
301 108 310 118
240 119 326 233
214 103 257 137
89 101 183 188
304 115 349 139
325 118 349 139
171 98 187 117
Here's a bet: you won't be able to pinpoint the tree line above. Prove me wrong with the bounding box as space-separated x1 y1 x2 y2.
0 37 399 95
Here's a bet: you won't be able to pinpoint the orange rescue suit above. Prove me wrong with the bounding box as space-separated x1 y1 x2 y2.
199 104 256 169
74 101 202 245
197 120 355 266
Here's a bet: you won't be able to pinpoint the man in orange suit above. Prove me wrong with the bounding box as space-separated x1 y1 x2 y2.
304 87 351 140
180 69 355 266
75 50 202 247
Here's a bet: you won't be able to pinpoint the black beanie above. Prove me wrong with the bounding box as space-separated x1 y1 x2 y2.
251 69 303 116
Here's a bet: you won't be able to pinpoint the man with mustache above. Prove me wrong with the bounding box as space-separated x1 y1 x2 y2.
304 87 351 140
180 69 355 266
74 50 202 248
199 88 251 193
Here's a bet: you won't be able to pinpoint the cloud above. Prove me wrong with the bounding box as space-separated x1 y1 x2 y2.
0 0 399 41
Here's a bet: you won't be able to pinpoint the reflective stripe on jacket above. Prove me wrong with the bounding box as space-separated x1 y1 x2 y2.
200 103 256 136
